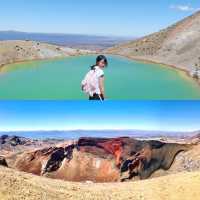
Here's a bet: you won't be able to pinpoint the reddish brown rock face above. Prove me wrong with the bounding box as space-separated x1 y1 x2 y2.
15 146 120 182
47 150 120 182
78 137 124 167
14 137 191 182
15 147 59 175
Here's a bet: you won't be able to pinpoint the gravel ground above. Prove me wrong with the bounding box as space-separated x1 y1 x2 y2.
0 166 200 200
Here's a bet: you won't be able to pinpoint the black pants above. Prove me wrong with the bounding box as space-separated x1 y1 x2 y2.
89 93 104 101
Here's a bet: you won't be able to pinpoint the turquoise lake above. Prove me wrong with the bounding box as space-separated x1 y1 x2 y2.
0 55 200 99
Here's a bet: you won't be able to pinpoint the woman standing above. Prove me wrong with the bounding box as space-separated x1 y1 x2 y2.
81 55 108 101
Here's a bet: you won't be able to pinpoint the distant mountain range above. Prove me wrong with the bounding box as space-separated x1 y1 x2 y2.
0 31 133 50
0 130 198 140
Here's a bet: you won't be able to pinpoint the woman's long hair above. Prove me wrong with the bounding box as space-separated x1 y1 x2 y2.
91 55 108 70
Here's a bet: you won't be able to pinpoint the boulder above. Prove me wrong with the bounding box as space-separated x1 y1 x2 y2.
0 156 8 167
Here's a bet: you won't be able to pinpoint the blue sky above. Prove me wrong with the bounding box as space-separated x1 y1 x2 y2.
0 0 199 36
0 101 200 132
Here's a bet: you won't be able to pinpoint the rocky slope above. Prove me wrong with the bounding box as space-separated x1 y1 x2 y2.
0 135 65 152
0 136 200 199
9 137 199 183
0 40 93 69
0 135 72 167
107 11 200 77
0 166 199 200
1 136 200 181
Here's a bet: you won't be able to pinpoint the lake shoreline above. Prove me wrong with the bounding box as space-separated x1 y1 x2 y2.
1 53 200 100
0 53 98 73
0 40 96 72
2 51 199 88
107 53 200 87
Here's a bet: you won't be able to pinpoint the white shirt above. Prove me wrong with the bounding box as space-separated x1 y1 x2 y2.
93 66 104 95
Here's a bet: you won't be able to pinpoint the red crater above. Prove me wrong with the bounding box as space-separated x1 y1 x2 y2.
14 137 191 183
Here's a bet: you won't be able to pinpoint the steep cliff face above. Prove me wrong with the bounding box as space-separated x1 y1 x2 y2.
107 11 200 75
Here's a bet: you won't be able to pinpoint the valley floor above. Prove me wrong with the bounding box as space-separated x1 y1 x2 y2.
0 166 199 200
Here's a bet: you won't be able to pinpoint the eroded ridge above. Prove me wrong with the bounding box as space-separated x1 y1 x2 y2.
13 137 193 182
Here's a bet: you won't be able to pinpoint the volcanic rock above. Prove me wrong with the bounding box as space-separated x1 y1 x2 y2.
14 137 192 182
0 156 8 167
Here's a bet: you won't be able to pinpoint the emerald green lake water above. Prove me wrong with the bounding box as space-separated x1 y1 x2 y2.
0 55 200 99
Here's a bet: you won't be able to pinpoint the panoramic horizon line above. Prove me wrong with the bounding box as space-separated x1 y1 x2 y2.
0 29 135 38
0 129 198 133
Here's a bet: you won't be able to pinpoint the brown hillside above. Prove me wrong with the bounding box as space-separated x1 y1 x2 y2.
107 11 200 75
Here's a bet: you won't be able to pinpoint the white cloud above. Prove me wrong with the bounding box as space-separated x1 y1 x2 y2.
170 5 195 12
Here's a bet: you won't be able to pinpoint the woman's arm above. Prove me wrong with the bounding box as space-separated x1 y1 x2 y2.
99 76 105 99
